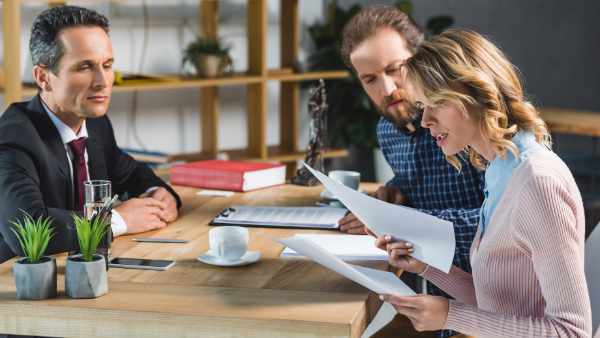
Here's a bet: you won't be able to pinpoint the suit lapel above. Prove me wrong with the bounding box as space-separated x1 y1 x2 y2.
26 96 73 208
27 97 70 178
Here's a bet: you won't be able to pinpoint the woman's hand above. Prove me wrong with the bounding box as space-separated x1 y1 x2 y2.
375 234 428 274
381 294 449 332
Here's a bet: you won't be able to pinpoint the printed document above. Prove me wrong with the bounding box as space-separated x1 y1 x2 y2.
303 162 455 273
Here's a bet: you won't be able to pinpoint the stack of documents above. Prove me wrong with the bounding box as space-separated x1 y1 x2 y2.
211 205 348 229
281 234 387 261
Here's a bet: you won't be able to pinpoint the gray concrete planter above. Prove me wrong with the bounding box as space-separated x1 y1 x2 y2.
13 256 57 300
65 254 108 299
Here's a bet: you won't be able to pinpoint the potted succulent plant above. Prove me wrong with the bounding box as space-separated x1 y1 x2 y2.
65 215 109 299
11 211 56 300
182 36 232 78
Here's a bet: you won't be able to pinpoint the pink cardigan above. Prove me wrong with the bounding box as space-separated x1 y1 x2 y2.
422 149 591 337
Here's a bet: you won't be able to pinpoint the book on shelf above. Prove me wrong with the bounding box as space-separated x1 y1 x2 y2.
170 159 286 192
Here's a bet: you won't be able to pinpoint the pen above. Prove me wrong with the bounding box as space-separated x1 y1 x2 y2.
132 238 188 244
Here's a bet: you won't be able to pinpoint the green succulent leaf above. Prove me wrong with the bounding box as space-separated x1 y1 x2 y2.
10 210 54 263
73 214 110 262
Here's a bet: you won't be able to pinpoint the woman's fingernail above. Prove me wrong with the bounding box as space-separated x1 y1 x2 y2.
408 248 414 253
406 242 413 248
385 235 391 241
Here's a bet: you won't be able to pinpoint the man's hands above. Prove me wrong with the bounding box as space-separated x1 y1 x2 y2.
338 213 368 234
115 187 179 235
339 186 407 234
374 185 408 205
145 187 178 222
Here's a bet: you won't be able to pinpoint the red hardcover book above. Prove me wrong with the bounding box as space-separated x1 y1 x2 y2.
170 160 286 192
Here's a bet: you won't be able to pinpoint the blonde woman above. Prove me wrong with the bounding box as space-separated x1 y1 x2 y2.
375 29 591 337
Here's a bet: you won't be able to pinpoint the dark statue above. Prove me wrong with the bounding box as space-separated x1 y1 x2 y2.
292 79 328 186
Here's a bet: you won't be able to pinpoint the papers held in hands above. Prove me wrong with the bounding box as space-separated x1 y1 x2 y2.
302 162 455 273
278 236 415 296
281 234 388 261
211 205 347 229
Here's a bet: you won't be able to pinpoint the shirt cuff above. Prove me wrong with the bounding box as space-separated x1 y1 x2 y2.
145 186 160 195
111 209 127 237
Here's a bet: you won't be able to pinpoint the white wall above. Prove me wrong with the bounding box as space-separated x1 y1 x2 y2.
0 0 325 155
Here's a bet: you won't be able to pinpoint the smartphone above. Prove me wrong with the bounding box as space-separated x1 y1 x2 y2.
108 257 175 271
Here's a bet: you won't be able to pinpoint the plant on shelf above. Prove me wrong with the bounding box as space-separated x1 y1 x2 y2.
306 0 453 179
10 210 57 300
65 214 110 299
182 36 233 78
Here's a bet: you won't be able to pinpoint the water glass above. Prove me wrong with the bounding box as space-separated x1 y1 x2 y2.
84 180 111 220
84 180 112 270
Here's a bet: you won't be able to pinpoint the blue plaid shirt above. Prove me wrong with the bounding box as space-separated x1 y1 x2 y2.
378 117 484 338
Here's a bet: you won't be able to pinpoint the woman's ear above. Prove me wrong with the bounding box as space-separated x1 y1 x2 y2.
32 65 51 92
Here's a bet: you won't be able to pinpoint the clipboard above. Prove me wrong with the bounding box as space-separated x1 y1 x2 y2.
210 205 348 230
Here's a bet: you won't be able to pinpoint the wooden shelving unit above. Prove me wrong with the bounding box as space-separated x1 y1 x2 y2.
1 0 350 177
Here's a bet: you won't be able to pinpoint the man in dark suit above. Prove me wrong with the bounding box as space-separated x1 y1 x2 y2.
0 6 181 263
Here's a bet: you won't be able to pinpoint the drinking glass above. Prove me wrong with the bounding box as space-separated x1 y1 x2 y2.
84 180 112 269
84 180 111 219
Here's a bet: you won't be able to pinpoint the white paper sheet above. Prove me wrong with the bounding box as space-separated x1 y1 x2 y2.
281 234 388 261
361 302 397 338
278 236 415 296
302 162 455 273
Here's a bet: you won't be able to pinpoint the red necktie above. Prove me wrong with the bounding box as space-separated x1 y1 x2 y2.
68 137 87 212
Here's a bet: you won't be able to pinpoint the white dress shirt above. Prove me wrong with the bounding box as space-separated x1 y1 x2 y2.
42 102 128 237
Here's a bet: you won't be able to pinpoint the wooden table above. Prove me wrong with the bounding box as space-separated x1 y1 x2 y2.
0 184 392 338
540 108 600 137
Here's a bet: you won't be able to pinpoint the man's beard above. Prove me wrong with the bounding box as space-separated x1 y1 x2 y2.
379 89 422 134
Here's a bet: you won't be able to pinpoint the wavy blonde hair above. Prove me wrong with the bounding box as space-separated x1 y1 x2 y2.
404 29 551 170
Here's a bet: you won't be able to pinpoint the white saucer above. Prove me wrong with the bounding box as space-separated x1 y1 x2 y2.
198 250 261 267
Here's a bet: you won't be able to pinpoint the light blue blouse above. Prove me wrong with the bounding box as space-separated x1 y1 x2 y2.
479 131 545 234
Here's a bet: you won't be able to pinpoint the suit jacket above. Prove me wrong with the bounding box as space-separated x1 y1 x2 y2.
0 95 181 263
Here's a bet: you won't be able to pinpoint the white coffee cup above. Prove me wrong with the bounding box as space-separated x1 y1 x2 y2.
328 170 361 190
209 226 249 261
321 170 360 199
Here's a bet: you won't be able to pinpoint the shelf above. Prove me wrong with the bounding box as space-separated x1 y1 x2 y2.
2 70 351 98
267 69 350 82
22 85 38 97
540 108 600 138
112 74 264 92
166 146 349 163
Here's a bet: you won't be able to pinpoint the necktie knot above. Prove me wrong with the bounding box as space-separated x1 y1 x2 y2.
68 137 86 163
